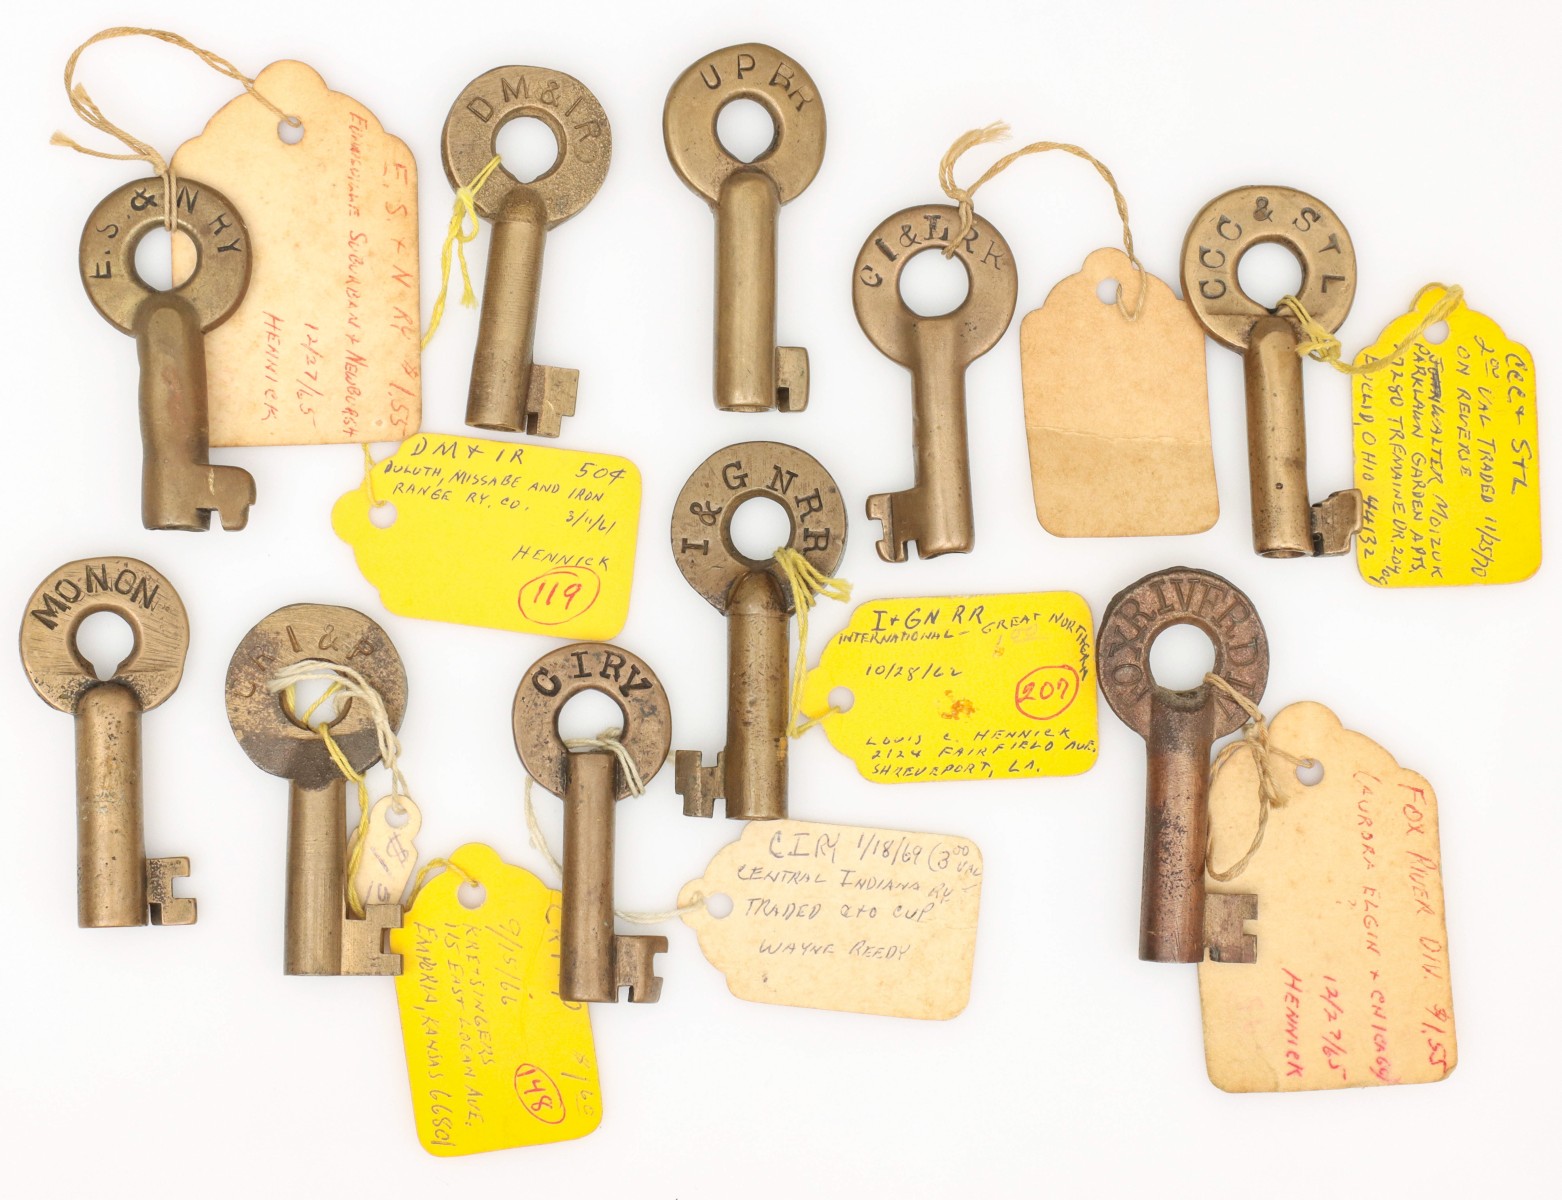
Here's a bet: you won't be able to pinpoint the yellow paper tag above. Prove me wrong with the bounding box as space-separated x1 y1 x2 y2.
1021 248 1218 537
799 593 1097 781
333 434 639 636
1200 703 1457 1092
1353 288 1539 585
391 844 601 1155
679 820 983 1020
172 61 421 447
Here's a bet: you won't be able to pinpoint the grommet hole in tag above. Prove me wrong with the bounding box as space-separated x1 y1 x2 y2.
716 97 775 163
1294 758 1324 786
705 893 733 919
495 115 560 183
276 117 304 145
456 880 486 909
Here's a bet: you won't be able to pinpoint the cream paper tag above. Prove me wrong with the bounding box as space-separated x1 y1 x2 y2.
679 821 983 1020
1021 247 1218 536
347 795 421 908
1200 702 1456 1092
172 60 421 446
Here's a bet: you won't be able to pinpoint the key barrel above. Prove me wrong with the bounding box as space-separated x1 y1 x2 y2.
723 570 789 819
1243 317 1313 557
285 779 349 975
715 170 804 412
467 188 551 431
1097 568 1269 964
75 683 146 928
561 751 618 1001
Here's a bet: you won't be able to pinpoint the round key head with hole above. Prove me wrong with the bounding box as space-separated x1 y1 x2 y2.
225 605 406 791
79 176 251 335
442 66 611 228
1180 185 1357 352
853 203 1018 367
670 440 847 614
514 643 671 801
1097 567 1269 739
663 42 825 207
20 557 189 714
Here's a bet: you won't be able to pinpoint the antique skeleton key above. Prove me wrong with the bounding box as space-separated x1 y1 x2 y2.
20 557 195 927
79 177 255 531
443 66 611 436
670 442 847 820
664 43 824 413
855 205 1017 561
514 643 672 1003
1182 186 1363 558
226 605 405 976
1097 568 1270 964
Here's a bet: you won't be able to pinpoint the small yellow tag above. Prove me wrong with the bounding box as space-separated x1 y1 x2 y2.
348 795 421 908
799 592 1097 781
680 820 983 1020
172 61 421 446
1353 288 1539 585
1200 703 1456 1092
391 844 601 1155
334 434 639 636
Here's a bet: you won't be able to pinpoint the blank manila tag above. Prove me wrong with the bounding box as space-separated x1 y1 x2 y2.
171 60 421 446
1353 287 1539 586
680 820 983 1020
390 844 601 1154
1199 703 1456 1092
1021 247 1218 536
799 592 1098 781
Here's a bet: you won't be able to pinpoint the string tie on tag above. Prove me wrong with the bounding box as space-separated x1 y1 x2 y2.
1279 284 1463 375
53 27 299 233
937 120 1147 320
268 660 413 917
773 547 852 736
408 856 479 903
422 154 504 349
1202 674 1313 882
522 729 707 924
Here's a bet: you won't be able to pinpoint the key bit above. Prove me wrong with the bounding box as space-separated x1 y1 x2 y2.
79 177 255 532
854 204 1017 562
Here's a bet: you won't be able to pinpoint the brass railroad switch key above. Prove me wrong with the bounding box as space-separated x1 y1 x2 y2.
20 557 195 928
443 66 611 437
514 643 672 1004
79 177 256 532
1098 568 1269 965
226 605 406 976
1181 186 1363 558
855 205 1017 562
670 441 847 820
664 43 824 414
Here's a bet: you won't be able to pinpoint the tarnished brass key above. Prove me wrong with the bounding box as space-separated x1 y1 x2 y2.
79 177 255 532
1182 185 1363 558
443 66 611 436
665 43 824 413
514 643 672 1003
1098 568 1269 964
670 441 847 820
855 204 1017 561
226 605 405 976
21 557 196 928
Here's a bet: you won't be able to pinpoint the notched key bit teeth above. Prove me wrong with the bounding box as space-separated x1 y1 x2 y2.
775 346 809 413
1310 489 1364 557
525 365 579 438
209 465 257 531
145 856 196 926
1205 892 1258 964
675 749 724 818
614 934 667 1004
341 901 404 976
866 492 912 563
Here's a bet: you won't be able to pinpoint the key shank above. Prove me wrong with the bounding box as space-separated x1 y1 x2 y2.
714 170 806 413
134 293 255 532
724 569 790 819
467 188 576 435
1243 317 1313 558
286 778 348 976
1141 694 1216 963
75 683 147 928
561 751 618 1001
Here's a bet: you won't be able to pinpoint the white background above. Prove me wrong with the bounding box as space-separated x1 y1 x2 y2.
1 1 1555 1195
